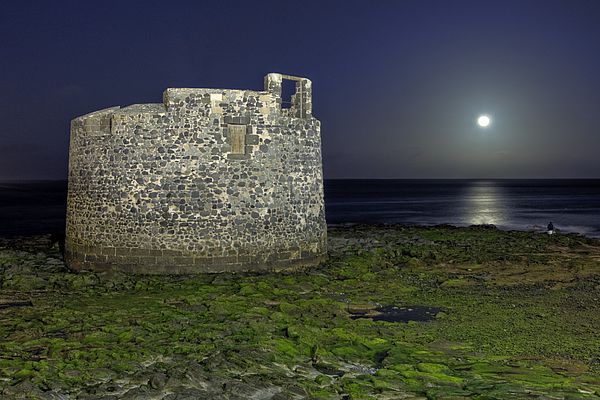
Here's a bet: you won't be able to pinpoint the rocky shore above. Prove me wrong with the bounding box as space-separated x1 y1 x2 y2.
1 225 600 399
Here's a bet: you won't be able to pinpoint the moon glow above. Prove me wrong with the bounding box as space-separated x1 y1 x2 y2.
477 115 491 128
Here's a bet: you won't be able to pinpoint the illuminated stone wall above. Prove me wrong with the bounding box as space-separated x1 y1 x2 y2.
65 73 326 274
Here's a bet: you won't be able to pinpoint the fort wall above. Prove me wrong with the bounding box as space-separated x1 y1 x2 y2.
65 73 326 273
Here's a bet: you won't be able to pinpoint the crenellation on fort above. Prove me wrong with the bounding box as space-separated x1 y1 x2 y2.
65 73 326 274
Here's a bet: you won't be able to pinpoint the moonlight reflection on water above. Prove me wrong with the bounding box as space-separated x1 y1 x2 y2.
464 181 507 226
323 179 600 236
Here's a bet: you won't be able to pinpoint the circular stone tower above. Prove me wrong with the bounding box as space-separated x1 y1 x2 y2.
65 73 326 274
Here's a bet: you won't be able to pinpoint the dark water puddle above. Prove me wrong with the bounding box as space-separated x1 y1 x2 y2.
350 305 442 322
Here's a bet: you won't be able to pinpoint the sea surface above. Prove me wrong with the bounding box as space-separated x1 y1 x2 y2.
325 179 600 238
0 181 68 237
1 179 599 238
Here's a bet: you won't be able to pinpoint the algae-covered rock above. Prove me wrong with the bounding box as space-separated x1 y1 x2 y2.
1 227 600 398
2 273 49 290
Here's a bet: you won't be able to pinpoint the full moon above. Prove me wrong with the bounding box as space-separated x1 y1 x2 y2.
477 115 491 127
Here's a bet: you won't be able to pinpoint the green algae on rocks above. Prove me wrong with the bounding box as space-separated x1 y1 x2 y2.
1 225 600 398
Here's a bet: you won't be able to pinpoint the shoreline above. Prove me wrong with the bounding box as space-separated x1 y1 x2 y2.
2 220 600 241
328 221 600 239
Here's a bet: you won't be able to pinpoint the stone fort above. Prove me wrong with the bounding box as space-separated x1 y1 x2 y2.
65 73 327 274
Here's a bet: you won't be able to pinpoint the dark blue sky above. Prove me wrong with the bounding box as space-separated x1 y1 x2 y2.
2 0 600 179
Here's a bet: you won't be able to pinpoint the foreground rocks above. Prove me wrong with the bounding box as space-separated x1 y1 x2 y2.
1 225 600 399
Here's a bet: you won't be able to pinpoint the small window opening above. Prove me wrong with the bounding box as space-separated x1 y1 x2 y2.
228 124 246 154
281 79 296 109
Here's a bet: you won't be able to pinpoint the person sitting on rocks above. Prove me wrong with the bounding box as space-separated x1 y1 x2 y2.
547 221 555 235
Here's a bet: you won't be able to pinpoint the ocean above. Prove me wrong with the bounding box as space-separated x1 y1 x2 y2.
0 181 68 237
1 179 599 238
325 179 600 238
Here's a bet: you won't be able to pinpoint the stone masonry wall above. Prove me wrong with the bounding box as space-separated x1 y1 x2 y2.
65 73 327 274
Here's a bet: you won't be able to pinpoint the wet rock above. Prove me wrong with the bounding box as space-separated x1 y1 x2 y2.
1 379 44 398
346 302 378 315
249 386 283 399
84 382 126 398
313 363 344 377
223 381 255 398
37 391 70 400
163 388 221 399
271 385 308 400
201 352 231 372
223 381 283 400
149 372 168 389
88 368 114 383
78 395 119 400
120 385 151 400
183 362 210 387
